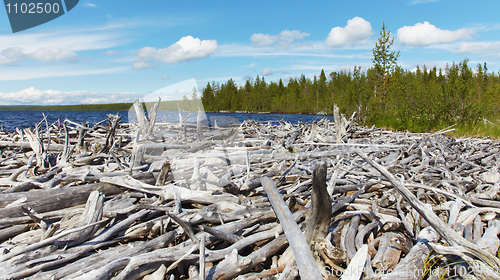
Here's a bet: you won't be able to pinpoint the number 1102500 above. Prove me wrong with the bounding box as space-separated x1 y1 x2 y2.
5 2 60 14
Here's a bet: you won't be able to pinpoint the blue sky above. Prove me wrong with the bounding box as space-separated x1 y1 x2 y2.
0 0 500 105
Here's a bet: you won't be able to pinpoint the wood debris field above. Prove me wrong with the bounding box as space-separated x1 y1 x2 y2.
1 103 500 280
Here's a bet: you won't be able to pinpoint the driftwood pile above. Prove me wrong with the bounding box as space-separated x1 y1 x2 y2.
0 104 500 279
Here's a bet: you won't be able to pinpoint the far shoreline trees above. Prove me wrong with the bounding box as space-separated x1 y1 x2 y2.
201 23 500 133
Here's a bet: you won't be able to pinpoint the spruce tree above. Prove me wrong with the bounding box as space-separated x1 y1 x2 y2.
372 22 400 110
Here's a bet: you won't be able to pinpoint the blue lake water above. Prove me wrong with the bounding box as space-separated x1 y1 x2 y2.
0 110 334 132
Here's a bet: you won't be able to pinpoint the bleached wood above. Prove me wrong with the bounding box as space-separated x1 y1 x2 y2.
260 176 322 280
353 148 500 273
340 244 368 280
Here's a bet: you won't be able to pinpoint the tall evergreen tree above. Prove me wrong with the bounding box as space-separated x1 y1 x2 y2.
201 82 214 111
372 22 400 110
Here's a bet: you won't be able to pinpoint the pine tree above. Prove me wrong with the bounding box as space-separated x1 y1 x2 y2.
201 83 213 111
372 22 400 110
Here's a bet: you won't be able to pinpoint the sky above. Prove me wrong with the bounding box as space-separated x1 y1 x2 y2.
0 0 500 105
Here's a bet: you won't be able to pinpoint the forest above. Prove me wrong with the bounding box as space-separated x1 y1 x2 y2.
201 60 500 133
201 24 500 136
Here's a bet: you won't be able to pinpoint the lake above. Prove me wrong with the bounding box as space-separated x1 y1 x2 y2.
0 110 335 132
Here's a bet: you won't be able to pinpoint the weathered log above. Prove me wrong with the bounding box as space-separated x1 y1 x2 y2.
0 182 121 220
57 190 104 247
477 220 500 255
340 244 368 280
376 226 439 280
304 160 331 244
100 175 239 204
260 176 323 279
345 214 361 262
0 141 65 151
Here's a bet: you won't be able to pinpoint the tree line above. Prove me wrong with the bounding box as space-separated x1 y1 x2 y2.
201 24 500 133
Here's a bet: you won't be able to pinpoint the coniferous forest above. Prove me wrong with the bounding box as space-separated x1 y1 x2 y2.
201 24 500 135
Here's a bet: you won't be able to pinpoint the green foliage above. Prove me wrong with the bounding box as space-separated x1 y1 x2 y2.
372 22 400 111
373 22 400 78
201 55 500 138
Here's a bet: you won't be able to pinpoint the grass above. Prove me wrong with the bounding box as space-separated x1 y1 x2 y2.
364 114 500 139
452 121 500 139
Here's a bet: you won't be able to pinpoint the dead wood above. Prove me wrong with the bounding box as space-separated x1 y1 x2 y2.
1 112 500 279
304 160 331 244
261 176 323 279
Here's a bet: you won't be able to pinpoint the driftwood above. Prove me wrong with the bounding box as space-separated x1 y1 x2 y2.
1 106 500 279
261 176 323 279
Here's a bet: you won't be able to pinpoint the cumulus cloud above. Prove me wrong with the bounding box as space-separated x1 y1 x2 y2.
250 30 310 48
250 34 278 47
261 68 274 76
135 36 218 66
101 50 121 56
0 87 139 105
397 22 474 47
0 47 77 65
161 74 170 80
326 17 373 47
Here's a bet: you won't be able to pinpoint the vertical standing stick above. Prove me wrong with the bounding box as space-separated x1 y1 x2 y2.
145 97 161 139
304 160 332 244
197 108 203 142
260 176 322 280
334 104 342 144
199 236 205 280
133 99 147 136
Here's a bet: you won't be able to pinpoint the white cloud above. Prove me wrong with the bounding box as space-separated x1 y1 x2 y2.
261 68 274 76
0 31 123 53
244 62 256 68
84 2 96 7
135 36 218 65
250 34 278 47
0 47 77 65
101 50 121 56
132 61 158 70
0 87 139 105
161 74 170 80
0 66 128 81
250 30 310 48
456 42 500 55
326 17 373 47
397 22 474 47
28 47 78 62
0 47 23 65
